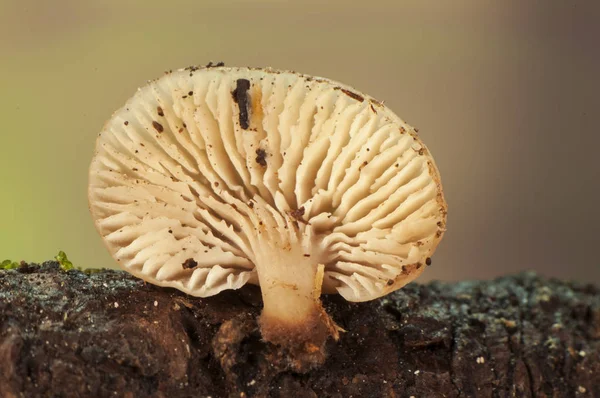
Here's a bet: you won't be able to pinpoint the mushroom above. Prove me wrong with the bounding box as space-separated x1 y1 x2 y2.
88 66 447 363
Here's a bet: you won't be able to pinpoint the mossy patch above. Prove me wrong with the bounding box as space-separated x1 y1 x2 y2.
54 251 74 271
1 259 20 270
2 252 106 274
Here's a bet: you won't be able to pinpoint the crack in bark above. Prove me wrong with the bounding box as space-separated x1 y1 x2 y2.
448 301 462 397
518 279 537 398
503 312 518 397
473 285 502 398
488 335 501 398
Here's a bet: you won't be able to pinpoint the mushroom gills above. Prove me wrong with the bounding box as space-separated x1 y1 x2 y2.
88 66 447 364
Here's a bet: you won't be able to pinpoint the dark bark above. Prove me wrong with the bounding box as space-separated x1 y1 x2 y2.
0 262 598 398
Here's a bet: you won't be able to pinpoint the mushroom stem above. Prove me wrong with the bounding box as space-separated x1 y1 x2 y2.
254 244 338 356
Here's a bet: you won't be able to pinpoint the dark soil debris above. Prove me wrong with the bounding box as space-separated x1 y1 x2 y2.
255 148 267 166
232 78 251 129
152 121 164 133
340 88 364 102
182 258 198 269
290 207 305 220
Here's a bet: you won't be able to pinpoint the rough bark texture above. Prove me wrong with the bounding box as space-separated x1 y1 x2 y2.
0 262 598 398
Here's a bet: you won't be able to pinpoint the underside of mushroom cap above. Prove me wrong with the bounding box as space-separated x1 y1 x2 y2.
88 66 447 303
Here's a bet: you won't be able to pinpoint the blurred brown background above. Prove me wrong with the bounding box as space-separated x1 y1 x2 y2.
1 0 598 284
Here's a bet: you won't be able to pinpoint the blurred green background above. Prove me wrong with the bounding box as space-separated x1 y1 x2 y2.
1 0 599 283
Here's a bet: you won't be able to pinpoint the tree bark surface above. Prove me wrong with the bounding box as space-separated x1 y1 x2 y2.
0 262 598 398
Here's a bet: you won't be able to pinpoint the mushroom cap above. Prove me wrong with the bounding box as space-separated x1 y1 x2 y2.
88 66 447 302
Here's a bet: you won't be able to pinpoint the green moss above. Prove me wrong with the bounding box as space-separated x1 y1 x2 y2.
1 254 107 275
54 251 74 271
0 259 20 270
54 251 107 273
3 252 105 274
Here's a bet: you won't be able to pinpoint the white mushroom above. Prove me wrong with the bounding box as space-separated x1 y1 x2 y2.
88 66 447 358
